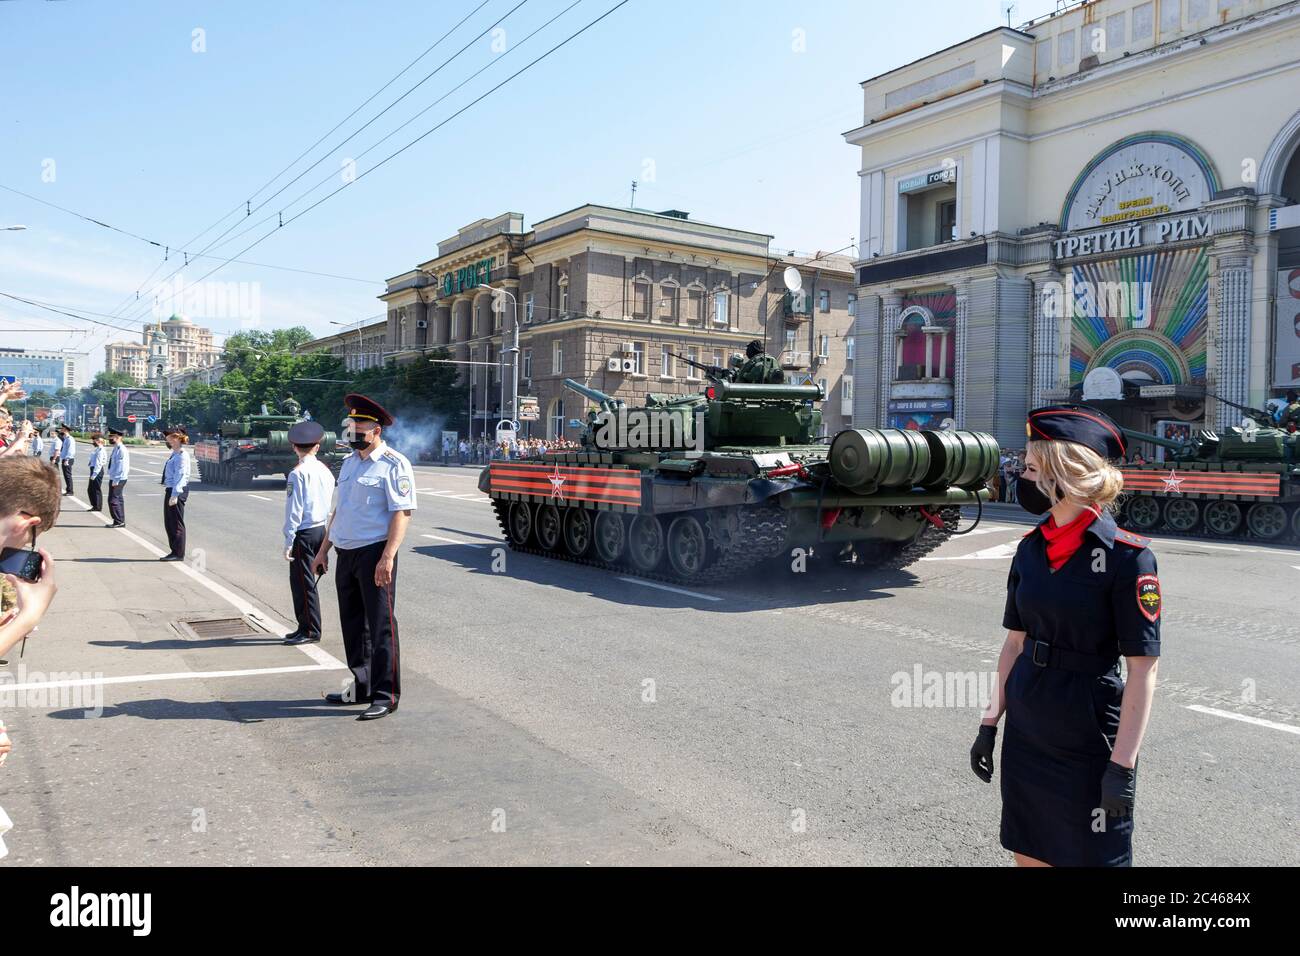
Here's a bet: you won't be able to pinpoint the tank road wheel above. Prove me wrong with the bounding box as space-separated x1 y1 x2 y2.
628 515 666 573
563 508 594 557
593 511 627 563
666 514 710 580
507 501 534 546
1203 500 1243 537
1246 502 1287 540
1162 498 1200 533
535 504 563 551
1125 495 1161 531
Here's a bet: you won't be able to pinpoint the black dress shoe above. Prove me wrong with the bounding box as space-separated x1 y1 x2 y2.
284 633 320 645
358 702 396 720
159 555 182 561
281 631 303 644
324 691 366 706
110 522 124 528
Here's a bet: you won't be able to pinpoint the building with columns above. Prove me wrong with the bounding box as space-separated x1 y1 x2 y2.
845 0 1300 449
377 207 857 441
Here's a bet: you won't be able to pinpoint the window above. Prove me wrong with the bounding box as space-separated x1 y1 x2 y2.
524 292 534 323
846 337 855 361
522 347 532 380
633 280 650 318
485 343 495 384
630 341 645 375
1160 0 1180 33
558 276 569 315
549 398 565 440
685 347 700 380
712 350 723 369
819 290 830 313
818 334 829 358
659 285 678 322
1105 12 1126 51
842 375 854 402
687 289 705 325
660 345 674 379
713 290 729 325
1058 29 1076 64
469 346 477 390
937 199 957 242
784 329 797 352
1132 3 1153 40
848 293 857 317
552 340 563 374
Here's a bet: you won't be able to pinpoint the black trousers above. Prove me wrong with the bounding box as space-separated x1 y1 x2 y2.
61 459 74 494
163 486 189 557
87 474 103 511
108 480 127 524
289 525 326 639
335 540 400 706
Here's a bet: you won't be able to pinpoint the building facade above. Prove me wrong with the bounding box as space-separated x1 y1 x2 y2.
105 314 221 384
376 206 856 440
295 317 389 372
845 0 1300 451
0 347 88 392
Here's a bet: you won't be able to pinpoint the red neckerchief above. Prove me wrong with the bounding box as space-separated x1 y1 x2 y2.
1039 507 1097 570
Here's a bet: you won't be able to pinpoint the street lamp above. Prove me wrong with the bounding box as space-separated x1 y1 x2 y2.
480 283 520 438
330 319 365 370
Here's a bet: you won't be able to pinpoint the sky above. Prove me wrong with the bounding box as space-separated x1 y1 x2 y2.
0 0 1064 376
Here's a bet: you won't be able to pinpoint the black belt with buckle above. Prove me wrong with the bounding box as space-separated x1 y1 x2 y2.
1024 637 1118 676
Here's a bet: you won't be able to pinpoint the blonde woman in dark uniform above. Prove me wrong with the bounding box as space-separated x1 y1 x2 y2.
970 405 1161 867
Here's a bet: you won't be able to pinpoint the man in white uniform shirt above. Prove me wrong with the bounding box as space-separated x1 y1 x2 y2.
312 394 415 721
282 420 335 646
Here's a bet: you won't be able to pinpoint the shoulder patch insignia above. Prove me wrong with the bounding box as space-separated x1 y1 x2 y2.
1115 527 1150 548
1136 573 1161 622
397 476 411 496
382 449 401 463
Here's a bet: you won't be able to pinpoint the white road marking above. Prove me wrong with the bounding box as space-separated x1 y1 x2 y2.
420 533 485 549
453 493 485 500
65 496 347 672
137 493 162 497
921 541 1020 561
247 493 274 502
132 468 161 476
615 577 723 602
1186 705 1300 736
0 663 341 693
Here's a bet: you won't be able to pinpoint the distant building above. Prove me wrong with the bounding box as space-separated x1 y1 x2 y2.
104 314 221 384
371 206 856 440
294 317 389 371
0 346 88 391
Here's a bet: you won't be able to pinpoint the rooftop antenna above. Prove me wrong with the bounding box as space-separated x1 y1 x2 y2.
1003 2 1016 26
630 180 637 208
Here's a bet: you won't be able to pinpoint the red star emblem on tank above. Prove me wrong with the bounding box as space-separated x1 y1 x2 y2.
548 462 566 501
1161 469 1184 494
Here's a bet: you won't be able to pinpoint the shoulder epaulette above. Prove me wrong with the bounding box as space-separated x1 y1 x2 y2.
1115 527 1150 548
381 449 403 463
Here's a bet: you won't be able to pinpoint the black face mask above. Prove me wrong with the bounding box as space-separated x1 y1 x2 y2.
348 437 370 450
1016 476 1055 516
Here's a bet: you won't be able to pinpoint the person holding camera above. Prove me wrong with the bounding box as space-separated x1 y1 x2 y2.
0 456 60 661
970 404 1160 867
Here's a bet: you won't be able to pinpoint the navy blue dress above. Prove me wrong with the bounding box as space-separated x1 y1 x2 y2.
1000 510 1161 867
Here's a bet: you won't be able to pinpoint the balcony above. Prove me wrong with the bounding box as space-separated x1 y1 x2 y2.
782 291 811 325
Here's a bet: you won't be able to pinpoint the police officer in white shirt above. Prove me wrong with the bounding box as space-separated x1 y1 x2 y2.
282 420 335 646
87 432 107 512
160 425 191 560
106 426 130 527
55 425 77 495
312 394 416 721
29 430 43 459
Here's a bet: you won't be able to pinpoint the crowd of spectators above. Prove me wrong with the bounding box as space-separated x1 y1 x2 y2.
436 436 580 464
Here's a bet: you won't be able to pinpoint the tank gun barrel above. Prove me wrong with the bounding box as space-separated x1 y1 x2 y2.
672 352 733 383
1121 426 1192 452
562 378 622 412
714 380 824 402
1205 391 1273 425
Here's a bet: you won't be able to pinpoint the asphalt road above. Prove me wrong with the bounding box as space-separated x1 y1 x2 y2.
4 442 1298 865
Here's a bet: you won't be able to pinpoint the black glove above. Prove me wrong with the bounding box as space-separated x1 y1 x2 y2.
1100 760 1137 816
970 724 997 783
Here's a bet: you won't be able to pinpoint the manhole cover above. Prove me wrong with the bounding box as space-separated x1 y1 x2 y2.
173 616 267 640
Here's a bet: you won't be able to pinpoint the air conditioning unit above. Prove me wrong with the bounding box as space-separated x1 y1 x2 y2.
622 314 633 322
416 319 428 329
621 359 637 373
619 342 635 353
606 358 622 372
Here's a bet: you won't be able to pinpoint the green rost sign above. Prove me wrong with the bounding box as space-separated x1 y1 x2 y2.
441 258 493 296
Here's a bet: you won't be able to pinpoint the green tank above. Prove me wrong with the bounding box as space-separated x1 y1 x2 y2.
1117 399 1300 541
194 413 345 488
478 377 999 582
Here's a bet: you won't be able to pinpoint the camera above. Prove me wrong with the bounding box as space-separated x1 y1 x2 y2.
0 547 43 582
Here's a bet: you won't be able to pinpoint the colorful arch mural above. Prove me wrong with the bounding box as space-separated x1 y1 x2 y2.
1069 247 1209 386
